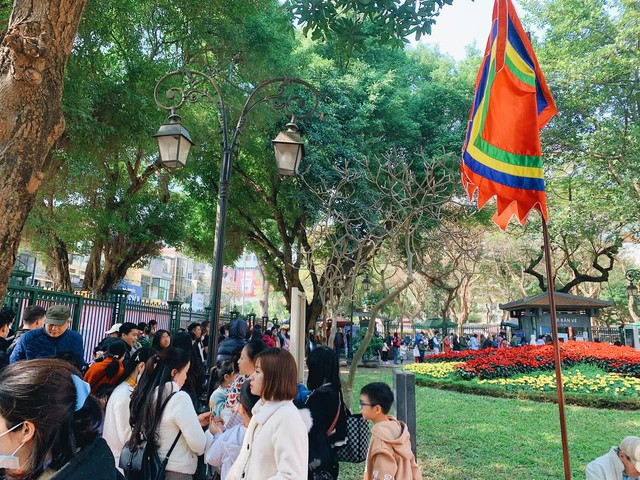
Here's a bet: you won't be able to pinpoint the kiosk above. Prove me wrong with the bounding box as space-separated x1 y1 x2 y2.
500 292 612 341
623 322 640 350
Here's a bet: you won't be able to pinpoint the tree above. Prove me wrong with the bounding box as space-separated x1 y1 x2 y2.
288 0 455 53
0 0 88 298
339 150 454 408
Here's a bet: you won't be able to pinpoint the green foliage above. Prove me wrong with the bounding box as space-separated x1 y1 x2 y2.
288 0 455 53
353 327 383 359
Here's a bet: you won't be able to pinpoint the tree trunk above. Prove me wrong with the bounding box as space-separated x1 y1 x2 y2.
257 259 269 316
82 240 103 291
0 0 88 299
343 278 412 410
45 234 72 292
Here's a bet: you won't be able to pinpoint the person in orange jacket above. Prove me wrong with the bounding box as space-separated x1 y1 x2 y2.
360 382 422 480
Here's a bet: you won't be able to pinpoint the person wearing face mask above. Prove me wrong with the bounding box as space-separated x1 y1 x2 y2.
127 347 213 480
102 347 155 470
0 358 123 479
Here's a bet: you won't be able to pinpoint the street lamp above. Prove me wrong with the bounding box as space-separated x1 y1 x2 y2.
154 70 318 372
626 269 640 321
348 273 372 361
627 269 640 298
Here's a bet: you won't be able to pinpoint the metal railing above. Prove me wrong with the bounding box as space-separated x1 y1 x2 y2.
2 285 210 363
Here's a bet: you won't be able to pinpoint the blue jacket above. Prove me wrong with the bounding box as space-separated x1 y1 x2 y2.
9 327 84 365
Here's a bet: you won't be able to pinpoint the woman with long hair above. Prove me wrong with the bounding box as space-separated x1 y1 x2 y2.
128 347 212 480
222 340 265 425
227 348 310 480
0 359 121 479
170 332 205 409
103 347 155 469
152 329 171 351
303 346 347 480
84 340 126 395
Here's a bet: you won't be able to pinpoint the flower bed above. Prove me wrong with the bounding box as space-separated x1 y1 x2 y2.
418 342 640 380
478 368 640 397
404 361 461 379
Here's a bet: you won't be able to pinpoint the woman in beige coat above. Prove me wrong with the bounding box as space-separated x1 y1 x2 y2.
227 348 311 480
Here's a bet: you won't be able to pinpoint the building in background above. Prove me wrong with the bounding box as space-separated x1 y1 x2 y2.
16 246 265 314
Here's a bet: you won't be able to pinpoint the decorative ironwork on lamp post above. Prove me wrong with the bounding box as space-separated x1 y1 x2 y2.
153 70 318 372
347 273 371 361
626 269 640 321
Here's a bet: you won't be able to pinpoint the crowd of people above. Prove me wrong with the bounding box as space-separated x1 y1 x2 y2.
0 303 421 480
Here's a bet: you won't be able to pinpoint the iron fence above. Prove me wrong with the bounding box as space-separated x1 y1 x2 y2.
2 285 210 364
591 326 623 344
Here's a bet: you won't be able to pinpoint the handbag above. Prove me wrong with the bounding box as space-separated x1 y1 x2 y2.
120 392 181 480
120 432 181 480
332 393 370 464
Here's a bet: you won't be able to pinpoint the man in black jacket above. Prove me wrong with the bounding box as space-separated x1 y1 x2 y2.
215 318 248 366
0 307 16 369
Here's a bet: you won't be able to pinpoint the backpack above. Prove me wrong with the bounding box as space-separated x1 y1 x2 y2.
120 392 180 480
120 432 181 480
428 337 435 350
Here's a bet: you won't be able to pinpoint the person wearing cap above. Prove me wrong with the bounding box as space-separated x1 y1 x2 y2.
92 323 123 361
587 436 640 479
9 305 85 366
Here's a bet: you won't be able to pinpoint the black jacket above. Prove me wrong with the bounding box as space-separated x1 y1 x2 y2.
303 384 347 480
215 319 248 365
49 437 124 480
0 337 10 370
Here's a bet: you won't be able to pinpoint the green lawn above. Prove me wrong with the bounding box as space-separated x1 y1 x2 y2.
338 368 640 479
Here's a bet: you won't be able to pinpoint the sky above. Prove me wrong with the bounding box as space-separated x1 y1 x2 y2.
416 0 525 61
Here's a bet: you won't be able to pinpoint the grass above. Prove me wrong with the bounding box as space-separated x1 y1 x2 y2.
337 367 640 480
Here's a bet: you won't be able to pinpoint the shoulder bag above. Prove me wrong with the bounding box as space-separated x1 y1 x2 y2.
120 392 182 480
332 393 370 464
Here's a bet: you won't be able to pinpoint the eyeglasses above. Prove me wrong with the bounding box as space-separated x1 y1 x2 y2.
359 401 377 408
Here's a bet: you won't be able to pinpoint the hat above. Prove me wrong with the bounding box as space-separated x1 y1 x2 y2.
105 323 122 335
44 305 71 326
620 437 640 469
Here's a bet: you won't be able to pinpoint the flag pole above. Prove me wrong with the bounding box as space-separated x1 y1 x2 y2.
541 217 572 480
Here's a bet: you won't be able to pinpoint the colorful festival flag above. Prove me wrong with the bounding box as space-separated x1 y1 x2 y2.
461 0 558 230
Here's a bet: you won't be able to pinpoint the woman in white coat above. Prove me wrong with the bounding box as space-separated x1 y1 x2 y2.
226 348 310 480
128 347 213 480
103 347 154 469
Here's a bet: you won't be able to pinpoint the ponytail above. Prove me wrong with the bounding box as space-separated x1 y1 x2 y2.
129 348 189 450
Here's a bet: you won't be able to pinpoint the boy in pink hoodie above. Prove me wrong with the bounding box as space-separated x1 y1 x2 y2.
360 382 422 480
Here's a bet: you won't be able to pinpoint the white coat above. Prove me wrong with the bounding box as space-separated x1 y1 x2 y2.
226 400 311 480
103 381 134 471
586 447 626 480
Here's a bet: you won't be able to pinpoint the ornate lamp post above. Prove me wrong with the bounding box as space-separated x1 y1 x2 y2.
626 269 640 322
154 70 318 371
348 273 371 361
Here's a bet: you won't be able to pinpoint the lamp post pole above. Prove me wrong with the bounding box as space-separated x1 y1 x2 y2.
348 273 370 362
626 269 640 323
154 70 317 372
